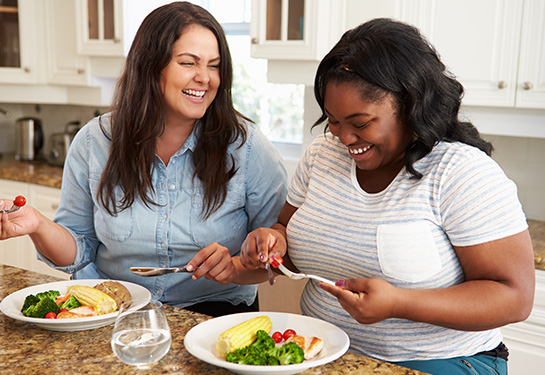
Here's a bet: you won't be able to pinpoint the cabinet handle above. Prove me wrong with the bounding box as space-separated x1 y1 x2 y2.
497 81 507 89
522 81 533 90
113 37 121 43
23 67 31 73
251 37 259 44
77 69 85 74
51 203 59 211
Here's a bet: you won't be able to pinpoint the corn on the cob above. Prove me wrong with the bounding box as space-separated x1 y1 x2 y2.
66 285 117 315
216 316 272 356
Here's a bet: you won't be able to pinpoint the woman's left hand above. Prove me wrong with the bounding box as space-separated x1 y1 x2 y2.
320 278 399 324
185 242 237 284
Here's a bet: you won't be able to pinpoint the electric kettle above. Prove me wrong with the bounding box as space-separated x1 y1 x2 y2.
15 117 44 161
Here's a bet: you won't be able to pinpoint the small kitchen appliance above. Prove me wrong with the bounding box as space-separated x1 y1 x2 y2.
15 117 44 161
47 121 82 166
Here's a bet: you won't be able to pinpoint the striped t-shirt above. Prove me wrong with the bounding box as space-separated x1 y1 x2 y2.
286 133 528 362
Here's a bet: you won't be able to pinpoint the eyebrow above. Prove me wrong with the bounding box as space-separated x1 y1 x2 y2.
324 109 372 120
176 52 221 63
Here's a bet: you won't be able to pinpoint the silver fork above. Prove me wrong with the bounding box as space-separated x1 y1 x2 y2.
276 263 336 286
0 204 22 214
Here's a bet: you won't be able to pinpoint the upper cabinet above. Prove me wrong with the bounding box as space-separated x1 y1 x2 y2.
0 0 43 84
250 0 346 61
75 0 125 56
401 0 545 109
516 0 545 108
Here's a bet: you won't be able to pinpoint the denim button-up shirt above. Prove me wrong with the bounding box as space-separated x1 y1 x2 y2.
38 113 288 308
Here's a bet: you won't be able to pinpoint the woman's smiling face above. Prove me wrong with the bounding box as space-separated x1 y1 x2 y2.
324 81 414 176
160 24 221 125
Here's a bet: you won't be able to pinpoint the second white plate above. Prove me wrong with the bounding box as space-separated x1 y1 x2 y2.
0 279 151 331
184 311 350 375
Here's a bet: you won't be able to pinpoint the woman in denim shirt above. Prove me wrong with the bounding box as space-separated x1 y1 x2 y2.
0 2 287 316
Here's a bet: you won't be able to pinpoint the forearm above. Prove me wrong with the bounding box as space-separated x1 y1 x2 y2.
394 279 533 331
230 256 271 285
29 212 77 267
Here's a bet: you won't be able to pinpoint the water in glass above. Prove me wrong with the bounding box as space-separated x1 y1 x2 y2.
111 300 171 367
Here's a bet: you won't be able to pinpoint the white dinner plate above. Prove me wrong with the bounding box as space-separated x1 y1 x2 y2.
0 279 151 331
184 311 350 375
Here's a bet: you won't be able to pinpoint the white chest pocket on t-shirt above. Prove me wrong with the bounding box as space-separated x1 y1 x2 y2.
376 221 442 283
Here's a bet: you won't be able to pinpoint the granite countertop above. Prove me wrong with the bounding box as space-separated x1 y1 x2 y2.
1 155 544 270
0 265 425 374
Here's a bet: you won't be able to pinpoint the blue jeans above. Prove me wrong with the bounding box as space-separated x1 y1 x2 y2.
393 355 507 375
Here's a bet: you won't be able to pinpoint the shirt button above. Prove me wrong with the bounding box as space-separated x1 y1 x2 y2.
163 214 167 220
170 184 175 190
161 242 167 248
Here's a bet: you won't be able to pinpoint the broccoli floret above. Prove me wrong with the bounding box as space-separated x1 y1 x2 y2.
59 295 81 310
226 346 269 365
276 342 305 365
21 294 40 312
225 331 304 366
36 290 60 301
251 330 276 351
23 297 59 318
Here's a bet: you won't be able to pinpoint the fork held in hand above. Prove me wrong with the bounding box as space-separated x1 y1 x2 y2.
271 256 336 286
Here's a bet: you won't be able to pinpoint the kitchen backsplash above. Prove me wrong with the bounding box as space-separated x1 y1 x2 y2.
485 134 545 222
0 102 544 221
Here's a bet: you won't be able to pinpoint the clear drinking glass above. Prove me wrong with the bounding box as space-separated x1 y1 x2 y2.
111 299 171 367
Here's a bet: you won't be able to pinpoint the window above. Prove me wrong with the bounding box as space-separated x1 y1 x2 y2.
204 0 305 147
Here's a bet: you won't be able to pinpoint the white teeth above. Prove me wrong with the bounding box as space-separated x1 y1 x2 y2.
349 145 372 155
183 89 205 98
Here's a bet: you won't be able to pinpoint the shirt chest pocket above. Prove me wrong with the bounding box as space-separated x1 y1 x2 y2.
90 178 134 242
190 184 246 247
376 222 442 283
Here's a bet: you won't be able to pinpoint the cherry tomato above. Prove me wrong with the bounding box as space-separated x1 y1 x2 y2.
45 312 57 319
271 331 283 343
282 329 296 341
13 195 26 207
58 308 69 313
271 256 283 268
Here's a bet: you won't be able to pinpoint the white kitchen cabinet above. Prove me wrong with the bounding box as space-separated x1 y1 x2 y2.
516 0 545 108
400 0 545 110
75 0 125 57
0 180 69 279
250 0 346 61
44 0 90 86
501 269 545 375
0 0 45 84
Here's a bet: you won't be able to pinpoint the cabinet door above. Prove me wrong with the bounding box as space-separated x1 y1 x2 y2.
250 0 346 60
0 180 31 269
75 0 125 56
0 0 44 84
501 270 545 375
44 0 89 86
401 0 523 107
516 0 545 109
27 184 70 279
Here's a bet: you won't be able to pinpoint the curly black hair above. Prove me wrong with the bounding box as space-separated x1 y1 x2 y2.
313 18 493 178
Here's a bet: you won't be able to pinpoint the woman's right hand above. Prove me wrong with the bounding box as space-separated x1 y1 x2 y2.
240 227 287 270
0 200 40 240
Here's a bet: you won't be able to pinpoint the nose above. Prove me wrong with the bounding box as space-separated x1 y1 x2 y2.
333 124 358 146
194 66 210 84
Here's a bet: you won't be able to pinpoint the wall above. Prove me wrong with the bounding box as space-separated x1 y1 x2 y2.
0 102 108 156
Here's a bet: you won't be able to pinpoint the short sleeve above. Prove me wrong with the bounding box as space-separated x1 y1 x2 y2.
440 148 527 246
286 138 319 207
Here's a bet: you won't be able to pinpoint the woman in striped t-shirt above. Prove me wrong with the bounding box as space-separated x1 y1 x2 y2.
240 18 534 375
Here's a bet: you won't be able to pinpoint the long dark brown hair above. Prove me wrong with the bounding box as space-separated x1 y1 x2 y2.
98 1 248 217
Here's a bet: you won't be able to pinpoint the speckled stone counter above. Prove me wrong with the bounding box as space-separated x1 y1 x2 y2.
0 265 425 375
0 153 63 189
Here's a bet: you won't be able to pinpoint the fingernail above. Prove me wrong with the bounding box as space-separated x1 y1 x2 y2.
335 280 345 286
259 253 267 261
185 264 194 272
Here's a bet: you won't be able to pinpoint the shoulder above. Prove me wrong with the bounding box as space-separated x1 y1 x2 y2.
416 141 497 176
